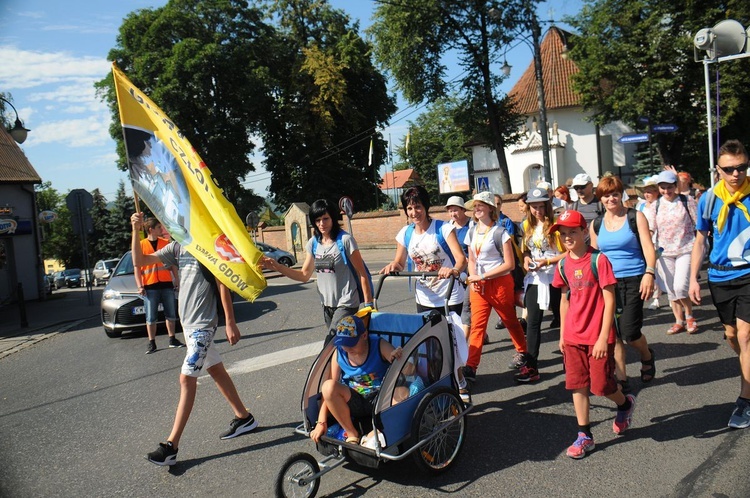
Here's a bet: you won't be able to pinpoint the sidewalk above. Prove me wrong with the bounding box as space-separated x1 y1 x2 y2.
0 247 397 359
0 287 102 360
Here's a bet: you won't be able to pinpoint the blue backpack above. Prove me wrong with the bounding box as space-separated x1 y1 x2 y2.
311 230 373 303
403 219 456 272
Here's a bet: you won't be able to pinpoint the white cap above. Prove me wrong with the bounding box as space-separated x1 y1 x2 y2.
445 196 465 209
571 173 593 187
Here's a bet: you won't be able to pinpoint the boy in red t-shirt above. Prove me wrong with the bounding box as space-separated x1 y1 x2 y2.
551 210 637 459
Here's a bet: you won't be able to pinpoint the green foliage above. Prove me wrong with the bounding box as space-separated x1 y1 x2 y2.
369 0 527 193
260 0 396 211
568 0 750 186
393 97 474 206
100 181 135 259
95 0 271 217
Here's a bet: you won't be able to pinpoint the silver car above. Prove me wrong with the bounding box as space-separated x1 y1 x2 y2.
101 251 174 338
92 258 120 286
257 242 296 267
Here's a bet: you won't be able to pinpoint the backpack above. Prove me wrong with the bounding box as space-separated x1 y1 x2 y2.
404 219 456 272
312 230 373 303
654 193 695 227
592 208 641 247
468 223 525 290
557 249 602 299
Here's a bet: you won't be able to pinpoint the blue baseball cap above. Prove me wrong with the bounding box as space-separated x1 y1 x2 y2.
334 315 366 347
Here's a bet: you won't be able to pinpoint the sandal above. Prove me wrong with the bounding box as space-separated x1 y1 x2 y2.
345 434 361 444
641 348 656 383
686 317 699 334
667 323 685 335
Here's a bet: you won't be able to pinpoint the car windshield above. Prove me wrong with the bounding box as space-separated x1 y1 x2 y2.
104 260 119 270
113 252 135 276
64 269 81 276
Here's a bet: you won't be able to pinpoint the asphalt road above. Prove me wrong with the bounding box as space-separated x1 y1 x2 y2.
1 269 748 497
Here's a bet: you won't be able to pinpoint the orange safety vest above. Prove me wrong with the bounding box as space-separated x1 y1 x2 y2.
140 237 174 286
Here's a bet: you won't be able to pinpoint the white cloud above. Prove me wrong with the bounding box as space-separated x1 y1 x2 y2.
0 46 109 90
25 115 113 148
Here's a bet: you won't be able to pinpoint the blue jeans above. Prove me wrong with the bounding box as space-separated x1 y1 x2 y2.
144 287 177 324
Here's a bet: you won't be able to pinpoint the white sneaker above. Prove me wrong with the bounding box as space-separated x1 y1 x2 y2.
648 298 660 310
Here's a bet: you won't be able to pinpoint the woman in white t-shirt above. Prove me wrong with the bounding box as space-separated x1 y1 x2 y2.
464 191 528 383
380 186 466 315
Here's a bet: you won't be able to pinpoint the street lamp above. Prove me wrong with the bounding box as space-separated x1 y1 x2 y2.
489 9 551 183
0 96 31 144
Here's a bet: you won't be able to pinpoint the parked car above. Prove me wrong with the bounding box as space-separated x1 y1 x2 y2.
101 251 176 338
43 274 53 295
92 258 120 286
257 242 296 267
54 269 82 288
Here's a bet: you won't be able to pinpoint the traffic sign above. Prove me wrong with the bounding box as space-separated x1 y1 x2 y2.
617 133 649 144
652 124 679 133
339 196 354 218
245 212 260 229
476 176 489 192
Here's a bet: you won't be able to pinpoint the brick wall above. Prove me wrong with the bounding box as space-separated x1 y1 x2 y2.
257 194 525 251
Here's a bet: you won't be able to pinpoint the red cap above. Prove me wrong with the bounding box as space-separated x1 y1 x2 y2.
549 210 587 233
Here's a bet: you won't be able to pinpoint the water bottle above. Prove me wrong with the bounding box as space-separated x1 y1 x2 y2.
326 423 348 441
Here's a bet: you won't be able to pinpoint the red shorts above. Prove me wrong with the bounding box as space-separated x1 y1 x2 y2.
563 343 617 397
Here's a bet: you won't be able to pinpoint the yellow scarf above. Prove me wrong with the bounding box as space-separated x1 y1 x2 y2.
715 178 750 233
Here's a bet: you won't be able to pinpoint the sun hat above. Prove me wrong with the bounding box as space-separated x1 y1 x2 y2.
549 210 587 233
445 196 466 209
334 315 366 347
536 181 552 191
471 191 496 208
526 187 550 203
571 173 593 187
657 170 677 185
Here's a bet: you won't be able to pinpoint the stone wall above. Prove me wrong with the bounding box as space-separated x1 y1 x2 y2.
257 194 526 252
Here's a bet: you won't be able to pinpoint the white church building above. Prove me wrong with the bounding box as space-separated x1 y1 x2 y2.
470 27 638 194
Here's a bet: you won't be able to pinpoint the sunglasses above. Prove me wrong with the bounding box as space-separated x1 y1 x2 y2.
573 185 587 191
718 162 749 175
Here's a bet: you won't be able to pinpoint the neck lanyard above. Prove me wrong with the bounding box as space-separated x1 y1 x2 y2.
474 223 494 258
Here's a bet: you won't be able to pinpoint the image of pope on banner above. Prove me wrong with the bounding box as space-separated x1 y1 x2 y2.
112 63 266 301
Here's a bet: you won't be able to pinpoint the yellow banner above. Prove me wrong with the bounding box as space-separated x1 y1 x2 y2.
112 63 266 301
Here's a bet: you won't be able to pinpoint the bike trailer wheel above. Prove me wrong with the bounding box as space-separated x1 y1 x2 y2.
409 387 467 474
275 452 320 498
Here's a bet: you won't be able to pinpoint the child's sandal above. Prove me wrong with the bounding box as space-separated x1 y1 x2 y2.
641 348 656 383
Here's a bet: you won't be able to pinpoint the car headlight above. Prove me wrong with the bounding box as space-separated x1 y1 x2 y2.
102 289 121 300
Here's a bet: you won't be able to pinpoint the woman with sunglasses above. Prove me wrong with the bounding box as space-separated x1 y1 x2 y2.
646 170 699 334
590 176 657 392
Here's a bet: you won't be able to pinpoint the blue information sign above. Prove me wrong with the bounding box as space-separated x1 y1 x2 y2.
617 133 649 144
476 176 489 192
652 124 679 133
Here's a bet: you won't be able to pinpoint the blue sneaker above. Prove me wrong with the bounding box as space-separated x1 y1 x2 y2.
613 394 637 435
728 398 750 429
566 432 595 459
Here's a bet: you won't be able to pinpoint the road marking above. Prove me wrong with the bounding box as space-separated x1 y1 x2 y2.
221 340 324 376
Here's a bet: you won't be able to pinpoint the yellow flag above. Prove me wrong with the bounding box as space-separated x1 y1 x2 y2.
368 138 374 167
112 63 266 301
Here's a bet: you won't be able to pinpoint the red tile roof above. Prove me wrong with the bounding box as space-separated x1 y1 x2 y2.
508 27 580 115
379 169 420 189
0 128 41 183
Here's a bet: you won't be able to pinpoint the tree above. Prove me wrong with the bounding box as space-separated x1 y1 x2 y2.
95 0 273 217
369 1 528 194
392 97 474 206
99 181 135 259
568 0 750 184
260 0 396 210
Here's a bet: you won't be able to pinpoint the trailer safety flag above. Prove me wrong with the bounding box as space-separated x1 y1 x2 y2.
112 63 266 301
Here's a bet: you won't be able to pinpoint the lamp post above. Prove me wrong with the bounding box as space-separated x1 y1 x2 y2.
0 96 31 144
490 9 552 183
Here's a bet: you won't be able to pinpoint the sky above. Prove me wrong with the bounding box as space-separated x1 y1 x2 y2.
0 0 581 203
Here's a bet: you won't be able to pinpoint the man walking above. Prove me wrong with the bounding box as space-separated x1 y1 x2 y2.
131 213 258 466
135 218 183 354
690 139 750 428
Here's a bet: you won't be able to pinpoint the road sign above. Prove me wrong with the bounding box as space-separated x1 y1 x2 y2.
245 212 260 229
638 116 650 124
617 133 649 144
476 176 489 192
339 196 354 218
65 189 93 235
652 124 679 133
